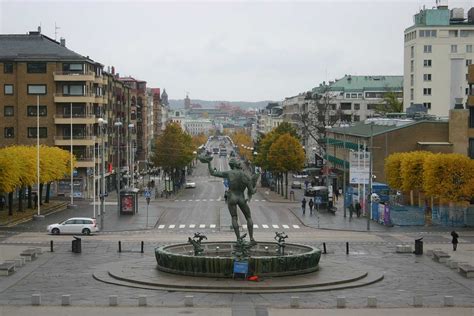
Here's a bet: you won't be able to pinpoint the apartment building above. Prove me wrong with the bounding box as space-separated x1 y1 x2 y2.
403 3 474 116
462 64 474 158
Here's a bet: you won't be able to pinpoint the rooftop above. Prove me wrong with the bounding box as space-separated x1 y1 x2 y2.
312 75 403 94
0 32 92 62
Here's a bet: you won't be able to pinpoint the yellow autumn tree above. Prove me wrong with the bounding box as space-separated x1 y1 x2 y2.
191 133 207 151
384 152 405 190
231 131 253 162
423 153 474 204
0 147 21 194
268 133 305 199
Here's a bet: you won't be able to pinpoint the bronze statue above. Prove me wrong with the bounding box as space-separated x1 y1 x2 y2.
199 155 259 245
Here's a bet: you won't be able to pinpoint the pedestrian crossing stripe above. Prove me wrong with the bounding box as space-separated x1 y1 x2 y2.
262 224 269 228
210 224 216 228
158 225 165 229
189 224 196 228
169 199 266 203
282 225 289 229
156 224 301 230
272 224 279 229
199 224 205 228
169 224 175 229
179 224 185 228
209 199 214 201
293 224 300 229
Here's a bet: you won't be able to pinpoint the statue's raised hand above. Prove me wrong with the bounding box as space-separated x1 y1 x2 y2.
198 154 213 164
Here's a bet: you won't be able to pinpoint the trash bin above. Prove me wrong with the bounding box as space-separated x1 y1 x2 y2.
72 236 81 253
414 237 423 255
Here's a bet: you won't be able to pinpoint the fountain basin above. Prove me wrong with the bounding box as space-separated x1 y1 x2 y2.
155 241 321 278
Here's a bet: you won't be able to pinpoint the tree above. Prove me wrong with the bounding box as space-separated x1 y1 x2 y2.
374 91 403 115
191 133 207 151
268 133 305 199
384 152 405 190
231 130 253 162
400 151 432 205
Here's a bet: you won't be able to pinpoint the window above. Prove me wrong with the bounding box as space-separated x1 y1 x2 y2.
27 62 46 73
4 84 13 95
27 127 47 138
27 84 47 95
449 30 458 37
4 127 14 138
410 74 414 86
353 115 360 122
410 88 414 101
466 59 472 66
62 63 84 73
469 107 474 128
357 93 362 98
423 102 431 109
423 88 432 95
469 138 474 159
354 103 360 110
461 30 473 37
467 45 473 53
420 30 437 37
3 62 13 73
451 45 458 53
424 45 432 53
340 103 351 110
410 46 414 58
27 106 47 116
423 74 432 81
345 93 350 98
4 106 13 116
63 84 84 96
424 59 432 67
411 60 414 72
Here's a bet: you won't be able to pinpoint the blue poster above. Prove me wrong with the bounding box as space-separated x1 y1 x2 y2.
224 179 229 188
233 260 249 274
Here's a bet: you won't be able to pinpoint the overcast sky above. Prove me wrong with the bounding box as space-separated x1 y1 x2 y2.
1 0 473 101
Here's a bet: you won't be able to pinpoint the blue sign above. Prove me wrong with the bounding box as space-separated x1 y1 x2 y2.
144 190 151 198
223 179 229 189
233 260 249 274
73 169 78 177
315 196 322 205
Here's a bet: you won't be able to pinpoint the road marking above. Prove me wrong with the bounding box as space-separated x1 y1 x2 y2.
181 200 187 202
169 225 175 229
293 225 300 229
272 224 279 229
242 225 247 230
262 224 269 229
199 224 205 228
210 224 216 228
89 202 117 205
261 200 266 202
253 224 258 229
158 225 165 229
188 200 193 202
174 200 179 202
179 224 186 228
209 199 214 201
282 224 289 229
202 199 207 201
196 199 200 202
189 224 196 228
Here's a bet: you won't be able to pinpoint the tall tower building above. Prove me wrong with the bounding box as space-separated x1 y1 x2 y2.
184 93 191 110
403 3 474 117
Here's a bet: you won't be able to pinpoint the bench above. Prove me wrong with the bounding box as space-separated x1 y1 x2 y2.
433 251 450 263
5 258 24 268
20 249 38 261
458 264 474 278
396 245 413 253
0 262 16 276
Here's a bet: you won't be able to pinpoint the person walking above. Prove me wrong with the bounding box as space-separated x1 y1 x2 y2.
308 198 314 215
349 203 354 219
355 201 361 218
451 231 459 251
301 197 307 215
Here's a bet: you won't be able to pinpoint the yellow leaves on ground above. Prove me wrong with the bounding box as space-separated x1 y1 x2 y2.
385 151 474 203
268 133 305 173
0 145 74 193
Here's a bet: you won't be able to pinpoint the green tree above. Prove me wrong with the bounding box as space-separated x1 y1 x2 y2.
268 133 305 199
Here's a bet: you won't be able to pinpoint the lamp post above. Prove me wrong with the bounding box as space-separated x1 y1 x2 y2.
98 118 107 230
324 125 332 201
128 123 134 189
35 95 41 218
115 121 123 214
68 102 76 208
340 123 350 218
367 122 374 231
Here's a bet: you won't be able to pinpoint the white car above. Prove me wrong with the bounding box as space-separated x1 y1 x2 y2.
185 182 196 188
47 217 98 235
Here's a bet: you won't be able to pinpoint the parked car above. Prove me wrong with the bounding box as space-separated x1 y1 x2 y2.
291 181 302 189
293 172 308 179
47 217 98 235
185 182 196 188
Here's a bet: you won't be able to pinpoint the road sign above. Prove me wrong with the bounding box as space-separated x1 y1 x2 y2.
315 196 322 205
223 179 229 188
144 190 151 198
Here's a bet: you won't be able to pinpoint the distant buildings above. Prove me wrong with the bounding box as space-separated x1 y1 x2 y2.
403 3 474 116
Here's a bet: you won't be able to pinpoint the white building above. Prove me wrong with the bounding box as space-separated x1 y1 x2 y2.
403 3 474 117
184 119 213 136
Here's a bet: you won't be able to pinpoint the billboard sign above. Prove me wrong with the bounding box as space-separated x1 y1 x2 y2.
349 151 370 184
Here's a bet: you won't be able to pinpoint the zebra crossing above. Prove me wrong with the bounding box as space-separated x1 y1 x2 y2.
157 223 300 230
174 199 267 202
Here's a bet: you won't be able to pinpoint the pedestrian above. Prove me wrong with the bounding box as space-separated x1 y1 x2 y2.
308 198 314 215
349 203 354 218
224 190 228 203
451 230 459 251
334 189 339 201
338 187 343 199
33 192 38 209
301 197 307 215
355 201 361 217
0 195 5 211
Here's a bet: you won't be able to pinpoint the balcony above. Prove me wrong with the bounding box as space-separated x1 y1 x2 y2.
54 114 96 125
54 71 95 82
469 65 474 83
54 135 96 146
95 95 106 104
468 95 474 106
75 156 102 168
54 93 95 103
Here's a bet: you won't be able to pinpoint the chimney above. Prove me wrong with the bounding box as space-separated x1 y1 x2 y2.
60 37 66 47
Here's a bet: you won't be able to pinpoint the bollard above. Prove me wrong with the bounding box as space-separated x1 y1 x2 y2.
184 295 194 307
141 241 144 253
413 295 423 307
118 241 122 253
138 295 147 306
50 240 54 252
290 296 299 308
444 296 454 307
337 296 346 308
31 294 41 306
346 242 349 255
109 295 118 306
367 296 377 307
61 295 71 306
323 242 327 254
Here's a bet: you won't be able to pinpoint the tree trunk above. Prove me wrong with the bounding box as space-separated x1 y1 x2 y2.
39 183 44 205
285 172 288 199
45 182 51 203
410 190 413 206
280 173 284 197
8 192 13 216
18 187 24 212
27 186 32 209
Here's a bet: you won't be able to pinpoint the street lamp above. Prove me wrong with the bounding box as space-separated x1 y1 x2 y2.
340 123 350 218
128 123 134 189
98 118 107 231
68 102 76 209
324 125 332 200
114 121 123 213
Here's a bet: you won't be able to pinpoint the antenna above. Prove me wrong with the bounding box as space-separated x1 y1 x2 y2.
54 22 60 41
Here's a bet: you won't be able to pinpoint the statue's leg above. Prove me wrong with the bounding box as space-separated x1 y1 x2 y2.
228 203 240 240
239 201 255 243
